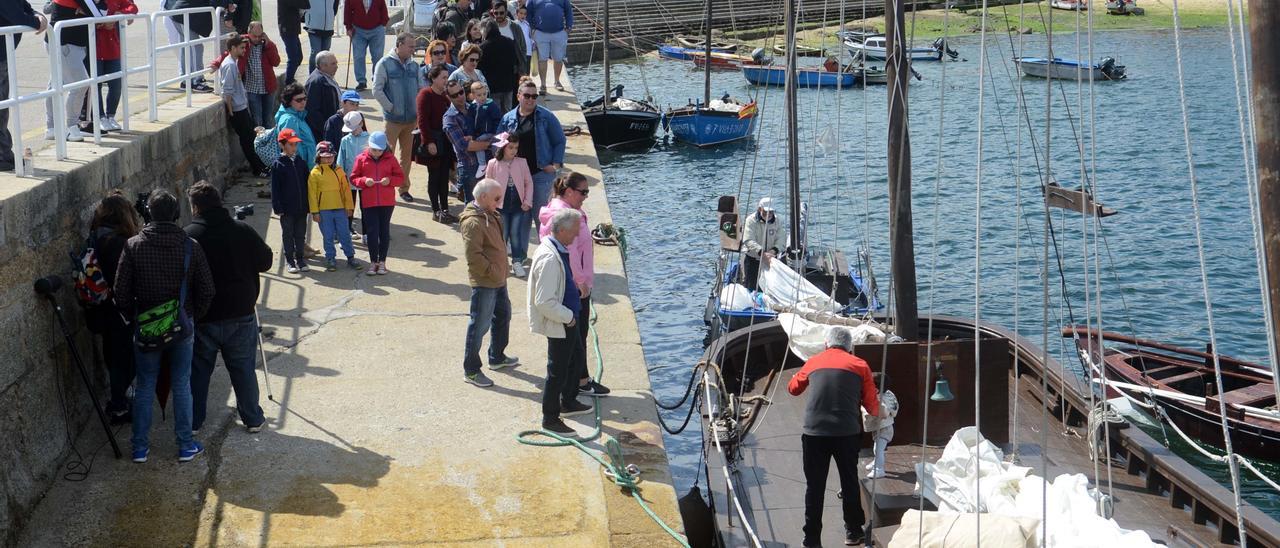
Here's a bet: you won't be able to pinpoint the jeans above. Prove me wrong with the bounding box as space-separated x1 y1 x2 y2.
97 58 123 118
132 336 196 453
247 92 275 128
459 171 477 204
427 163 451 213
192 315 266 431
102 320 136 413
308 32 333 75
801 433 866 544
542 333 583 420
462 285 511 375
0 58 12 169
281 32 303 84
500 185 531 261
279 213 309 266
350 26 385 85
362 205 394 262
317 208 355 261
230 109 269 173
45 42 89 130
530 169 555 236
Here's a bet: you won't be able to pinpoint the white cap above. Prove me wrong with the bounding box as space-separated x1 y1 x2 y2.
758 197 774 211
342 111 363 133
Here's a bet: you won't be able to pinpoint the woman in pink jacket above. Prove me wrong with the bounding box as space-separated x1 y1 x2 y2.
488 132 534 276
349 131 403 275
537 171 610 397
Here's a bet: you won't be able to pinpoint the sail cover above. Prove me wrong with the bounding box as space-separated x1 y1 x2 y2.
758 260 841 314
777 313 888 361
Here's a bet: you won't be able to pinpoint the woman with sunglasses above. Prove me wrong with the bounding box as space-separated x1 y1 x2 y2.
274 82 318 168
448 44 488 90
537 172 610 397
419 39 457 86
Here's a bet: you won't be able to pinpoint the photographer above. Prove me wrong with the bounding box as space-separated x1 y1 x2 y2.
184 182 272 434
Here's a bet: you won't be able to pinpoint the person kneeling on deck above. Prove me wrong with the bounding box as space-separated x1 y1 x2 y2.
788 327 879 547
741 197 782 292
461 178 521 388
529 208 594 437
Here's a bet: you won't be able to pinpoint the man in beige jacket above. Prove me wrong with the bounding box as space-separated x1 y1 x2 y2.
528 208 592 436
460 179 520 388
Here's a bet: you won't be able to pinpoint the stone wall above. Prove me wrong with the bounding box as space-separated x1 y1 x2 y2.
0 98 243 547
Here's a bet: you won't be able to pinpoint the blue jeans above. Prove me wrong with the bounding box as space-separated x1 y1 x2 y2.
97 58 122 118
247 92 274 128
500 185 531 262
462 286 511 375
308 32 333 75
132 336 196 453
531 169 555 236
459 171 477 204
351 26 385 85
192 315 265 431
281 32 303 84
317 209 355 261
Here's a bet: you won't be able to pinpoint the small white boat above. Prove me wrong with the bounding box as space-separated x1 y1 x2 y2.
841 34 956 62
1015 56 1126 80
1051 0 1088 9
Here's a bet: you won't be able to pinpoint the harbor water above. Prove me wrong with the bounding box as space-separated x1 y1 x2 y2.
569 27 1280 516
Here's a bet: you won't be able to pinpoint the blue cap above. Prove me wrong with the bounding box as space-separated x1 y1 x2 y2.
340 90 362 104
368 131 388 151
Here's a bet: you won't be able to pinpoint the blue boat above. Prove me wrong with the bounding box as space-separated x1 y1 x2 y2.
659 44 736 61
741 64 857 88
665 104 758 147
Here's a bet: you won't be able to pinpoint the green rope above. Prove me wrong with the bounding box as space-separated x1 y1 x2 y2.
516 302 689 547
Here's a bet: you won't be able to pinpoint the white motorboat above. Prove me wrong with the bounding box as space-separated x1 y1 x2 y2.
840 33 956 62
1015 56 1126 80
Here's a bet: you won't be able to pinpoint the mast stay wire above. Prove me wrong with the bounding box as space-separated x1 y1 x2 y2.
970 2 993 542
1170 0 1249 543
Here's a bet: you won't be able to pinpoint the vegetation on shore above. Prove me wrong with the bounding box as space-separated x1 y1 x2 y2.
721 1 1236 51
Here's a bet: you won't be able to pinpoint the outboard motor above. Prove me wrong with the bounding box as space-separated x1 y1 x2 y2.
1099 57 1126 80
933 37 959 60
750 47 773 66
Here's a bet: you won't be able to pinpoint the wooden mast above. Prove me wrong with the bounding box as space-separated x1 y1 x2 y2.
602 0 611 107
703 0 712 107
885 0 919 340
785 0 801 254
1250 0 1280 376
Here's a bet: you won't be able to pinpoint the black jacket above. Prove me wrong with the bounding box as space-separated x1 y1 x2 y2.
85 225 130 332
0 0 40 62
47 0 105 49
478 34 519 94
304 70 341 140
278 0 310 35
114 222 216 322
271 154 311 215
184 207 273 323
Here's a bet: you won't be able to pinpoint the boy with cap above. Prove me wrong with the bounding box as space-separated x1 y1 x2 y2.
271 128 312 273
324 90 364 155
309 141 360 271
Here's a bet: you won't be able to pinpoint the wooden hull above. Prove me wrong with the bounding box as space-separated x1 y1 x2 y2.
741 64 857 88
689 51 754 69
666 107 757 147
583 107 660 150
772 44 825 57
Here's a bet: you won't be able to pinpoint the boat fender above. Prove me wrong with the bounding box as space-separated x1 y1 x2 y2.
677 486 716 548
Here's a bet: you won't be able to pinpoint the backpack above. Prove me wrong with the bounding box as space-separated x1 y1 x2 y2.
133 239 194 351
70 236 111 307
254 126 280 167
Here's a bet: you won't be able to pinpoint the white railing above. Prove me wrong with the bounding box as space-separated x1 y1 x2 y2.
49 13 155 160
149 7 227 115
1 24 53 177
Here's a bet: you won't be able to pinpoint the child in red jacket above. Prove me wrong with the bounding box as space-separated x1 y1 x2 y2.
349 131 404 275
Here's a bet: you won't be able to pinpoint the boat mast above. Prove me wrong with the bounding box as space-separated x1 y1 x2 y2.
1250 0 1280 377
703 0 712 107
885 0 919 340
785 0 801 259
603 0 610 107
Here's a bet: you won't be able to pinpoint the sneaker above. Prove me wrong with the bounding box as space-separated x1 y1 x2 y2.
541 418 578 437
376 263 388 275
865 469 885 479
366 263 379 276
192 82 214 93
109 408 131 425
845 527 865 546
65 125 85 142
488 356 520 370
100 116 121 132
287 265 300 274
400 192 415 203
355 82 368 91
464 372 495 387
351 232 362 241
560 399 593 417
579 380 612 397
347 257 362 269
325 260 338 272
440 212 459 224
246 422 264 433
255 167 271 179
512 263 527 278
299 263 311 272
178 441 205 462
131 447 149 463
522 257 533 268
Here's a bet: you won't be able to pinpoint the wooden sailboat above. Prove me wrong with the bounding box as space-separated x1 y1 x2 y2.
665 0 758 147
582 0 660 150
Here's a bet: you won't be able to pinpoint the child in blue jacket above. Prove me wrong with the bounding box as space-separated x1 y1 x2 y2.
467 81 504 179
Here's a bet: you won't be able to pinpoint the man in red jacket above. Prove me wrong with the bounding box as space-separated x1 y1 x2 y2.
345 0 388 91
787 326 879 547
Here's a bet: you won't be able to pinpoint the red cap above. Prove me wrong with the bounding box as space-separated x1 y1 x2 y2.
277 128 303 144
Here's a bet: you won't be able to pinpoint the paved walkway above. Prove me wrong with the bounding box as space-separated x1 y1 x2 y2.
16 27 684 546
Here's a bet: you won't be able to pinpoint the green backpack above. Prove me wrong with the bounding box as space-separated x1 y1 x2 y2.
134 239 193 351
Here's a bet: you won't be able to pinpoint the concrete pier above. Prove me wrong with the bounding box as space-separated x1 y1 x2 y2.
7 23 684 547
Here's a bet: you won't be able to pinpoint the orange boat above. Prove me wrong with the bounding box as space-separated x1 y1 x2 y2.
690 50 755 69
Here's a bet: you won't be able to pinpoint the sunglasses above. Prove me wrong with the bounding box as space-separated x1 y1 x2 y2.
431 49 446 55
572 187 590 196
466 57 479 63
448 89 465 98
520 93 538 99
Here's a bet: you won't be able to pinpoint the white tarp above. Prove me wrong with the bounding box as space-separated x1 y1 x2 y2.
777 313 887 361
718 283 759 311
758 261 841 315
915 427 1157 548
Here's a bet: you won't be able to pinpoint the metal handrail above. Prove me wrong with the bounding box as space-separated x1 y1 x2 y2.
0 24 49 176
149 7 228 116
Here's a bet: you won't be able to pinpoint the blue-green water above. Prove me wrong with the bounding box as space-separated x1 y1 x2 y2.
570 27 1280 516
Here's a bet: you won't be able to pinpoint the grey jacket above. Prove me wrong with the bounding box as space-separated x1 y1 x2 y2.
742 211 782 259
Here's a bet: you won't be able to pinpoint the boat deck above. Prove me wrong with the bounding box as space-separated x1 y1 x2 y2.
713 371 1240 547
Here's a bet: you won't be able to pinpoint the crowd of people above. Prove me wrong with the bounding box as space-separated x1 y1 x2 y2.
49 0 611 462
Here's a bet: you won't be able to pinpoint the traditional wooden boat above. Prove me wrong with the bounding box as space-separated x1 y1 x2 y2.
741 64 857 88
689 50 755 69
674 34 737 52
1067 327 1280 462
583 0 660 150
665 0 758 148
1016 56 1127 80
772 43 824 57
658 44 736 61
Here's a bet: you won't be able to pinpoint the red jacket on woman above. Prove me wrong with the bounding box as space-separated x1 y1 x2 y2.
208 34 281 94
95 0 137 61
344 0 388 31
415 85 453 168
350 149 405 208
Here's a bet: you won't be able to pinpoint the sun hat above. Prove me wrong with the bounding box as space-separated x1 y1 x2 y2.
340 90 361 104
342 111 363 133
368 131 389 151
277 128 303 143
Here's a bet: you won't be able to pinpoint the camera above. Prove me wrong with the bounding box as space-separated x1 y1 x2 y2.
233 204 255 220
134 191 152 223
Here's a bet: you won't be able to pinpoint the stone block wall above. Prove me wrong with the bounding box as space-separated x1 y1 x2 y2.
0 100 243 547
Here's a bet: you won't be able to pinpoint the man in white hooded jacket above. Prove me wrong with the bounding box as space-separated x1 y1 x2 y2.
528 208 593 437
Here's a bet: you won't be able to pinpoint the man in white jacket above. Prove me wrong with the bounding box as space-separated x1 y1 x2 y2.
741 197 783 291
528 208 593 436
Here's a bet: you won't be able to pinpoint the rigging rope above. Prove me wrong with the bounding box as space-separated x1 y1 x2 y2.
971 2 991 541
1169 0 1249 543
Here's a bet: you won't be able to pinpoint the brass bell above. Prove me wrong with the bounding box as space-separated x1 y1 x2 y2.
931 362 955 402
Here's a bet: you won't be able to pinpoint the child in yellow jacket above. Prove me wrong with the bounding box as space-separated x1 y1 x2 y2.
309 141 361 271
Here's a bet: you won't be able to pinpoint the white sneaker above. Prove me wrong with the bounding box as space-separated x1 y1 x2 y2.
101 117 121 132
44 128 55 140
512 263 527 278
65 125 85 142
866 469 886 479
